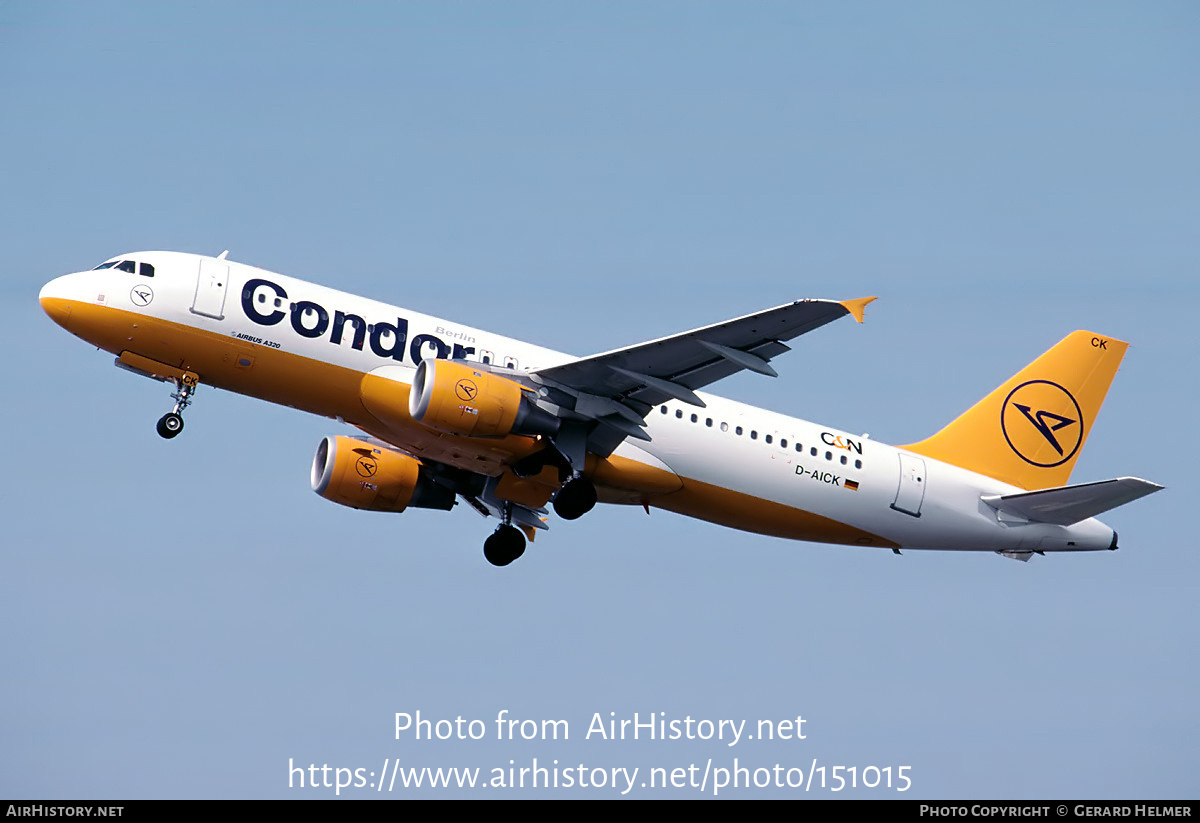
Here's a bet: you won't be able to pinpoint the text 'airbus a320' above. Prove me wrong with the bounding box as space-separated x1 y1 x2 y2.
40 251 1161 565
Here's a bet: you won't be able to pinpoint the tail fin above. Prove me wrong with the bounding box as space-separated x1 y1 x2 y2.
903 331 1128 490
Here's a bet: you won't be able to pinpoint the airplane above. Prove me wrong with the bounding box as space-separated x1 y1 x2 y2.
39 250 1162 566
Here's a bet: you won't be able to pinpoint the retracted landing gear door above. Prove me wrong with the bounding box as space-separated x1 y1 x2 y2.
192 258 230 320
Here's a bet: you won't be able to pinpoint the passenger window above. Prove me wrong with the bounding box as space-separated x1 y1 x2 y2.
840 455 847 465
660 406 668 414
855 459 862 469
750 430 758 440
690 413 698 423
825 451 832 461
705 418 712 427
735 426 743 436
765 434 772 444
810 447 817 456
720 422 729 432
676 410 683 419
780 439 787 448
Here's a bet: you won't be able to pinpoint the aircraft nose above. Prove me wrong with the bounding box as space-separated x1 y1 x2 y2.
40 275 77 329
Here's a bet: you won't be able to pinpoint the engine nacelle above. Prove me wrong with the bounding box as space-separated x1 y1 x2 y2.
408 359 558 438
311 435 454 513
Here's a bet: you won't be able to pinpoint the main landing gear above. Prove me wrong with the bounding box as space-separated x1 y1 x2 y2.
484 505 526 567
552 475 597 520
481 475 598 566
513 443 599 521
481 430 598 566
156 373 198 440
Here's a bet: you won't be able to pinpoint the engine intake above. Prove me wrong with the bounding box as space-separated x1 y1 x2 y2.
408 359 558 438
311 435 454 512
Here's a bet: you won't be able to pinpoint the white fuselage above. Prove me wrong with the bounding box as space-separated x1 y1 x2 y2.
39 251 1117 555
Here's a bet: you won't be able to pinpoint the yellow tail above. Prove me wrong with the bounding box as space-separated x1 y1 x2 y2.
903 331 1128 490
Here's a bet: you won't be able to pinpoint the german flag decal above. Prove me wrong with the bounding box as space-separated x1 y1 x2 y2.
844 479 860 491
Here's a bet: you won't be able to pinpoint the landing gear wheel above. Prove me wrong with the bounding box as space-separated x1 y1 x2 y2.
483 525 526 567
156 373 198 440
156 412 184 439
553 476 597 520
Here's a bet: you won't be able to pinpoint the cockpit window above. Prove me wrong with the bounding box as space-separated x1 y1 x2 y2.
92 259 154 276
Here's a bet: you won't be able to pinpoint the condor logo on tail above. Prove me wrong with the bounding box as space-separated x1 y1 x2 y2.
1014 405 1074 454
1001 380 1083 468
901 330 1126 490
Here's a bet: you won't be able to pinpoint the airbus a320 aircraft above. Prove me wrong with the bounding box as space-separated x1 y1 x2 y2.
40 251 1162 566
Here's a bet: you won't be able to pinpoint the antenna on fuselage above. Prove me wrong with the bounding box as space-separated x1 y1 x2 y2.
217 250 229 260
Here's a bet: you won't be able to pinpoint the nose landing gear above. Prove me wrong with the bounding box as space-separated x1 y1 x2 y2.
156 412 184 438
156 372 198 440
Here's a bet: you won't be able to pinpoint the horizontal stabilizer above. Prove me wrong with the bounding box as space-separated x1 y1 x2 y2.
982 477 1163 526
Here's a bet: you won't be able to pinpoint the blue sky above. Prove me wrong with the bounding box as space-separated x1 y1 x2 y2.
2 1 1196 798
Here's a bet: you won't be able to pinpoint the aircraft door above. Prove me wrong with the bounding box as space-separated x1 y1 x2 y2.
191 258 230 320
891 453 926 517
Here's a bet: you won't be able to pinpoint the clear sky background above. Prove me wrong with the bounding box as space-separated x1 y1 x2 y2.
2 1 1196 799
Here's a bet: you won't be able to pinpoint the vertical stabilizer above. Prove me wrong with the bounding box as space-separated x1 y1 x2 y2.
902 331 1128 490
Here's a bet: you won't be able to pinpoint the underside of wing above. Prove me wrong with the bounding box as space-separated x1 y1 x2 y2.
528 297 874 451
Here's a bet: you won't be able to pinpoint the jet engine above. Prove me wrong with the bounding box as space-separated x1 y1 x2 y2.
408 359 558 438
311 435 454 512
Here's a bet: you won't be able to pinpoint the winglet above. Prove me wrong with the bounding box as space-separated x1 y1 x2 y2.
840 296 876 324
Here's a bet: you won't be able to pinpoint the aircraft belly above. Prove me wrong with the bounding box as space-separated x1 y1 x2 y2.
653 474 898 547
54 299 379 426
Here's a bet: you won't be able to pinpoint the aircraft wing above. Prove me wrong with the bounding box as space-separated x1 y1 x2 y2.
534 297 874 407
527 297 874 452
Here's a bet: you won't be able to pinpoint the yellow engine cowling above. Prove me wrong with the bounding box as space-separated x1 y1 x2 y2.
311 435 452 513
408 359 558 438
